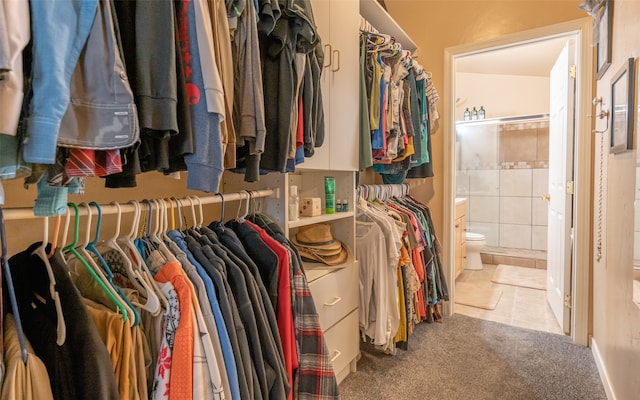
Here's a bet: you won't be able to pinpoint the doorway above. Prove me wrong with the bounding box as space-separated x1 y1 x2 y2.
443 19 593 345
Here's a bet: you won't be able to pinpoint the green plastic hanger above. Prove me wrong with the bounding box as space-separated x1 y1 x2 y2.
62 202 128 322
86 202 140 326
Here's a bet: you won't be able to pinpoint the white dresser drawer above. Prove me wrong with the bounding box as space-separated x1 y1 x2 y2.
308 264 358 331
323 310 359 381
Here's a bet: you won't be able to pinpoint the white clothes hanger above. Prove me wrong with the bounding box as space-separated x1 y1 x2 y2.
192 196 204 229
235 191 251 222
159 198 173 243
185 196 198 229
31 217 66 345
172 196 184 232
183 196 202 239
105 201 160 315
146 199 177 263
117 200 168 314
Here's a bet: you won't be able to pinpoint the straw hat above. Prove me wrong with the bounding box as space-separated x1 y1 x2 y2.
291 223 348 266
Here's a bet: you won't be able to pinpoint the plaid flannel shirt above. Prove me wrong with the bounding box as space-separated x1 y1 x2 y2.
291 254 341 399
251 217 340 400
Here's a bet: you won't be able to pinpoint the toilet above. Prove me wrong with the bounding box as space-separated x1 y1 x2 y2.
465 232 486 270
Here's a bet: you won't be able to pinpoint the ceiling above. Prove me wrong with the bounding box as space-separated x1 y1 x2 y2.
455 36 570 77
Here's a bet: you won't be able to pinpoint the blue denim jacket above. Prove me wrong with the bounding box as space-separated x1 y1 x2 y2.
23 0 99 164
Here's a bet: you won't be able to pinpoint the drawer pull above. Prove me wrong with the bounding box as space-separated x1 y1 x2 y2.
324 296 342 306
330 349 342 362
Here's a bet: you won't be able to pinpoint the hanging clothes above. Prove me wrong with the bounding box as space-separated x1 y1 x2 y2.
179 0 225 193
57 0 138 152
405 69 435 179
2 0 329 216
2 190 339 400
168 230 241 400
1 314 54 400
247 215 340 400
182 233 256 399
356 185 449 353
231 0 266 182
356 204 402 354
22 0 99 165
0 0 29 141
258 0 322 174
359 27 439 181
7 244 120 400
226 219 295 400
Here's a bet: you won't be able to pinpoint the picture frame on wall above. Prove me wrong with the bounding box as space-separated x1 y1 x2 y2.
610 58 635 154
596 0 613 80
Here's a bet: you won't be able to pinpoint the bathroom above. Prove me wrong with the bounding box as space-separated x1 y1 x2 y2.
456 115 549 268
452 34 575 333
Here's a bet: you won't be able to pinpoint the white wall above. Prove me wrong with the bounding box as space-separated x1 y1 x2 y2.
455 72 550 120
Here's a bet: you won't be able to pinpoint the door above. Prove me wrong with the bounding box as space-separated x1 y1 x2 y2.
303 0 359 171
304 0 331 170
546 40 575 334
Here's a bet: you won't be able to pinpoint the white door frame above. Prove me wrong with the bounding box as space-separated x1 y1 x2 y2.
443 18 593 346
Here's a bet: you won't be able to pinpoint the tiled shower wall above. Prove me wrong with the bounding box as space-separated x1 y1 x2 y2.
456 117 549 251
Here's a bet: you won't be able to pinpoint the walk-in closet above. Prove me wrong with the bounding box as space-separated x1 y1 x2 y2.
0 0 451 398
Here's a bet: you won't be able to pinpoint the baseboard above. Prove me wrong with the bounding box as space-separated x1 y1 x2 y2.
591 338 616 400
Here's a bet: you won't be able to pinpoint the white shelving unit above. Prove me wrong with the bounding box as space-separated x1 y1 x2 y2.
288 211 355 229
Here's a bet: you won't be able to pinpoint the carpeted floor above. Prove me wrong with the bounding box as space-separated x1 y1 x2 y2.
339 314 606 400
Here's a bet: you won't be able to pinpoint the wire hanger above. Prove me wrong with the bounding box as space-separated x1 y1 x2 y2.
63 203 129 323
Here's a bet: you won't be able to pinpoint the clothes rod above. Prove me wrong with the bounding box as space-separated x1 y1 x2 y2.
0 189 274 221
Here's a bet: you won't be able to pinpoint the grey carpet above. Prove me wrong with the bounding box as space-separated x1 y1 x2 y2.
338 314 606 400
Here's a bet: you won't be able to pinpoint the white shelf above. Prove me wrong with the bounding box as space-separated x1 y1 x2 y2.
359 0 417 53
288 211 355 228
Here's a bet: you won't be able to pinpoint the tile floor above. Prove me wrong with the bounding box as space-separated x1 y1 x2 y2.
454 263 564 335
